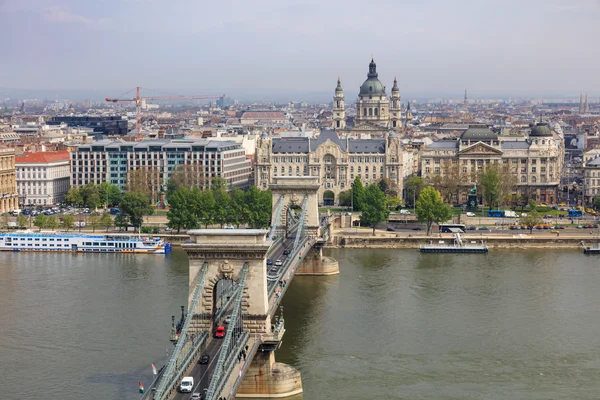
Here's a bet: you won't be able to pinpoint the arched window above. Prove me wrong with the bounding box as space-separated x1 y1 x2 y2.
532 176 537 183
369 108 373 116
521 176 526 183
274 166 278 175
350 166 354 173
336 100 340 108
358 166 362 173
374 108 378 116
296 166 300 175
393 100 397 108
288 166 292 176
363 108 367 116
393 121 397 127
336 120 340 128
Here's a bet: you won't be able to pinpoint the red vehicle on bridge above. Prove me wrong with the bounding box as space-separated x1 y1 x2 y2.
214 326 226 338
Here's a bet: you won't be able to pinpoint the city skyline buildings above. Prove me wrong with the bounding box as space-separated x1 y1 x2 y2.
1 0 599 101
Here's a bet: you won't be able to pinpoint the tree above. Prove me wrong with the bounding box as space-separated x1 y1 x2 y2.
0 214 9 229
126 167 163 203
338 190 352 207
46 216 59 230
34 214 47 231
100 213 113 232
351 177 365 211
428 161 463 203
211 182 231 228
99 182 122 207
120 191 154 229
415 186 453 235
16 213 28 229
360 185 390 235
88 214 100 232
230 188 248 228
520 207 543 233
114 214 129 231
386 195 401 210
81 183 101 209
167 188 199 233
245 187 271 229
166 163 206 195
479 164 517 209
65 187 83 206
61 214 75 231
594 196 600 211
404 176 424 207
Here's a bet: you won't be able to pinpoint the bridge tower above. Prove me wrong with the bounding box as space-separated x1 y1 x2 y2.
269 176 320 239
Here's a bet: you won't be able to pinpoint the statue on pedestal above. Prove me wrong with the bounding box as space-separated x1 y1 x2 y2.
467 184 478 210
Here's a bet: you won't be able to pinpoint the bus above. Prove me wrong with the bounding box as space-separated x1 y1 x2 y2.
568 209 582 218
439 224 466 233
487 210 505 218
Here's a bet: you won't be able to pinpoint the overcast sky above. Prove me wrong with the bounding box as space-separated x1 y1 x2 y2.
1 0 599 99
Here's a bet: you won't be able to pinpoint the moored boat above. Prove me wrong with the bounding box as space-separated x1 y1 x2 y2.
0 231 171 254
420 233 488 253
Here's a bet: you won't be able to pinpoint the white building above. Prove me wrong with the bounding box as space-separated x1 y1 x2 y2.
16 150 71 206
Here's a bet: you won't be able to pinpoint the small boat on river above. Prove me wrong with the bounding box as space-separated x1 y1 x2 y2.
420 233 488 253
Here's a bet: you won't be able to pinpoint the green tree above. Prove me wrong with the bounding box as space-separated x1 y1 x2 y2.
191 189 215 228
360 185 390 235
16 213 28 229
100 213 113 232
34 214 47 231
386 195 401 210
593 196 600 211
415 186 453 235
61 214 75 231
99 182 122 207
65 187 83 206
211 183 231 228
520 209 543 233
81 183 101 209
46 216 59 230
167 188 199 233
480 165 502 209
120 191 154 229
230 188 248 228
351 176 365 211
404 176 424 207
166 163 206 195
114 214 129 231
245 187 271 229
88 214 100 232
338 190 352 208
211 177 228 192
0 214 9 229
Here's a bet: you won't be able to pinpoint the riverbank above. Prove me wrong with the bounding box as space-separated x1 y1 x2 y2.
333 232 597 249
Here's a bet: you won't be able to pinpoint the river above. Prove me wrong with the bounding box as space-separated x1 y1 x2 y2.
1 248 600 399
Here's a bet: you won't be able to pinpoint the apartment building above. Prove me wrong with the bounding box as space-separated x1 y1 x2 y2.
16 150 71 206
71 139 252 190
0 148 18 213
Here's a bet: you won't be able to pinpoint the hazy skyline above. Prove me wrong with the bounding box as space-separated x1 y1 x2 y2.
1 0 600 100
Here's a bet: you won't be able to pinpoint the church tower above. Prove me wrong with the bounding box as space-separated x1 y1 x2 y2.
405 101 413 125
355 58 389 128
584 93 589 114
389 76 402 129
332 77 346 130
579 93 583 113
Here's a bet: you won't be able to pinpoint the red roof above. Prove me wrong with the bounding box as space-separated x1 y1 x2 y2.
15 150 70 164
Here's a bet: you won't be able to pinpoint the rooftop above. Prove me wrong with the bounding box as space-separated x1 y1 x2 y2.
15 150 70 164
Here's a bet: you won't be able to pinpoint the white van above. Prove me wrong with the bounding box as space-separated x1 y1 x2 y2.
11 209 22 215
179 376 194 393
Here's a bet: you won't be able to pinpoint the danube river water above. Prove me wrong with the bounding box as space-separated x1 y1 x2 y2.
1 248 600 399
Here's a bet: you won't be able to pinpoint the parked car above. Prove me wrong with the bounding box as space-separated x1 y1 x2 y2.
466 212 475 217
478 226 489 231
386 227 395 232
468 226 477 230
412 227 422 231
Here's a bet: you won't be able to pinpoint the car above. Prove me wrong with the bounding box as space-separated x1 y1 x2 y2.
540 203 548 207
467 226 477 230
179 377 194 393
535 226 543 230
478 226 489 230
275 259 283 266
542 225 549 229
399 209 411 215
224 315 232 324
266 259 273 265
199 354 209 364
282 249 290 256
551 229 559 233
214 326 225 338
191 393 201 400
466 212 475 217
558 225 565 229
386 227 395 232
412 227 422 231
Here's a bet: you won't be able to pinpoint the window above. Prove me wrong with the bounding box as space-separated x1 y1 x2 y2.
532 176 537 183
521 176 526 183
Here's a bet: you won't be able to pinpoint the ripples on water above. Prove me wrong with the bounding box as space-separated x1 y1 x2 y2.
277 249 600 400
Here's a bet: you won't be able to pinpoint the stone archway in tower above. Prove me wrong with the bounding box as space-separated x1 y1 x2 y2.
323 190 335 206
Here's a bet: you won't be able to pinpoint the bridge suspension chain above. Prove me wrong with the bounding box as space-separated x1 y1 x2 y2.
205 263 249 400
268 195 285 241
292 195 309 252
152 263 208 400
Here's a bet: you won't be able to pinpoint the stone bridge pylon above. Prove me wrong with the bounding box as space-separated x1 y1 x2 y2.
269 176 320 238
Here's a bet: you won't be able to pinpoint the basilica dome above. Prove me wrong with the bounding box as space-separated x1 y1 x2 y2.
359 58 386 97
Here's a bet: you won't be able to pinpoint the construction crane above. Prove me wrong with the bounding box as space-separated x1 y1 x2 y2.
105 86 225 141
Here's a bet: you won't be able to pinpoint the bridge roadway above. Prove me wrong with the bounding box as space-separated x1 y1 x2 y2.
172 234 297 400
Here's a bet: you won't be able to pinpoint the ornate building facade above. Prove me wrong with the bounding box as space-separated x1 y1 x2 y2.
255 129 407 204
0 148 18 213
332 58 403 133
420 124 564 205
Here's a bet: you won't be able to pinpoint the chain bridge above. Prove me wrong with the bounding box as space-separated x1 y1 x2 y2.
141 177 339 400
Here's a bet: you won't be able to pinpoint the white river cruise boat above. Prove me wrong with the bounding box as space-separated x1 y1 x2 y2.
0 231 172 254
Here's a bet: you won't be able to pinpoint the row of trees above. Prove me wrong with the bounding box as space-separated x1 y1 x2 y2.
65 182 122 209
415 161 521 209
9 212 114 232
166 178 272 232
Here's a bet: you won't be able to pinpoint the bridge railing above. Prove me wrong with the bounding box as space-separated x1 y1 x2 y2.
224 335 261 400
152 263 208 400
268 195 285 241
205 264 249 400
